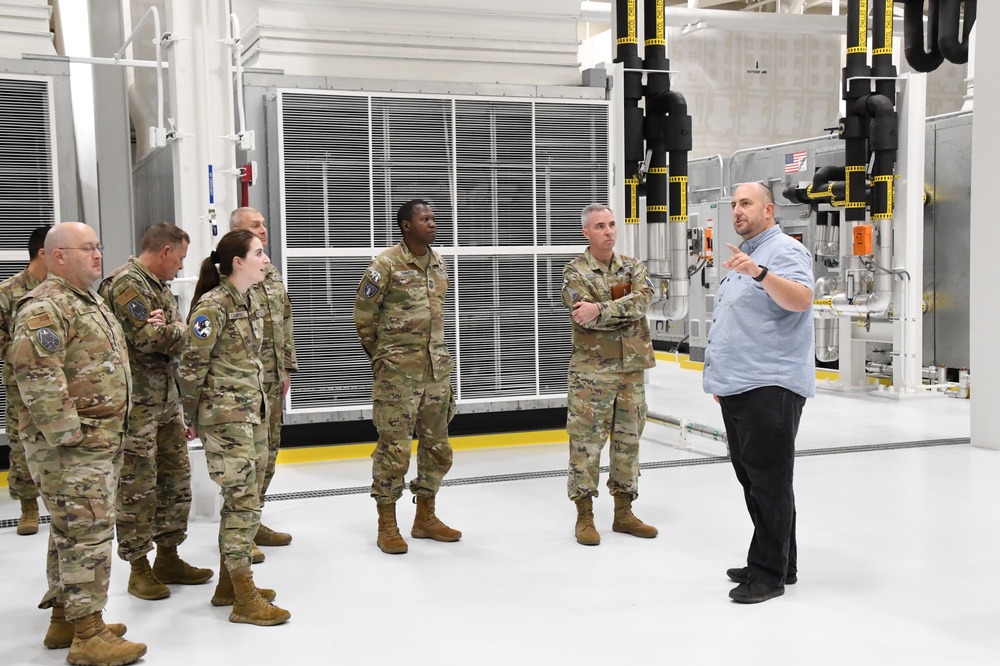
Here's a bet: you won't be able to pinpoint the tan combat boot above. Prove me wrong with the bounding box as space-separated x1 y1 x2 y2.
411 496 462 542
252 545 266 563
612 494 658 538
575 497 601 546
152 545 214 585
228 567 290 626
43 604 126 650
66 611 146 666
254 523 292 547
17 498 39 535
376 503 408 554
211 556 276 606
127 557 170 600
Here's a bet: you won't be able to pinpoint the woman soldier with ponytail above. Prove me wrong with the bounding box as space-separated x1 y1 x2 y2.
178 230 290 626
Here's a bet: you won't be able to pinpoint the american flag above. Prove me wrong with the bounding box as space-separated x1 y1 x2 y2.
784 150 807 174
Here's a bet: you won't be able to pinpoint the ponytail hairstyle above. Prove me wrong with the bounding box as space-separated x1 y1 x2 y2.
190 230 258 312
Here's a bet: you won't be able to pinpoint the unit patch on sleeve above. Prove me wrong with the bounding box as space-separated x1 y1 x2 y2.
192 314 213 339
367 266 383 283
37 327 61 352
127 299 150 322
362 280 378 299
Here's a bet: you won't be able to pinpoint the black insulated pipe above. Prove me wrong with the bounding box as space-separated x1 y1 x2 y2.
643 0 670 226
870 0 897 104
615 0 644 224
938 0 976 65
808 166 848 206
663 91 691 224
842 0 871 222
902 0 944 72
867 0 898 221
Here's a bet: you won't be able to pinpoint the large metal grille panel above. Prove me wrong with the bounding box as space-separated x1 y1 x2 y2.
278 91 609 414
1 76 56 433
0 77 55 250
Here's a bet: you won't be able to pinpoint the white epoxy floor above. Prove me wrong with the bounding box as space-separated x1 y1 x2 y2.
2 361 997 666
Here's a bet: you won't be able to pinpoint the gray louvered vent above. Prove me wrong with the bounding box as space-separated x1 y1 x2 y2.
278 90 609 415
0 77 56 250
1 76 56 432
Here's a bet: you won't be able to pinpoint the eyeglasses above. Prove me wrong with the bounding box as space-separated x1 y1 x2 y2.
59 244 104 254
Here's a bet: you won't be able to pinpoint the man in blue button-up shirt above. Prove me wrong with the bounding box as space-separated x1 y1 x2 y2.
704 182 814 604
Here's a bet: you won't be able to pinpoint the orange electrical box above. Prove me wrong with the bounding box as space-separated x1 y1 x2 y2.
704 227 713 260
853 224 873 256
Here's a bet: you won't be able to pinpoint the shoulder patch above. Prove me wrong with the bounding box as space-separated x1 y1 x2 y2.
362 280 378 299
37 327 61 352
127 298 150 322
192 314 213 339
26 313 54 330
115 286 140 307
367 266 383 284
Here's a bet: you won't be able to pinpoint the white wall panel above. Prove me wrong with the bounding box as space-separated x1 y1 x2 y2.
234 0 583 86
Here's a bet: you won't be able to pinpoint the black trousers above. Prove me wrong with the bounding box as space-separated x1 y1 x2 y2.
719 386 805 586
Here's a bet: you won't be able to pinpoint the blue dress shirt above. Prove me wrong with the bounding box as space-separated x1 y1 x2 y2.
703 225 816 399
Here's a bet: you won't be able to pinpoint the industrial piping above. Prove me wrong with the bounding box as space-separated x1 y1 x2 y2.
812 0 898 323
639 0 692 322
902 0 977 71
614 0 644 231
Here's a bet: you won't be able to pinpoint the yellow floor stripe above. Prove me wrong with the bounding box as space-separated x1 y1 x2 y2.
275 428 570 465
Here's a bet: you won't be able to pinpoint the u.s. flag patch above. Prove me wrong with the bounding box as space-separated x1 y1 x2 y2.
784 150 807 174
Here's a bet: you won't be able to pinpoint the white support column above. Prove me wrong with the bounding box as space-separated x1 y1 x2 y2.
165 0 238 312
892 72 926 393
970 2 1000 449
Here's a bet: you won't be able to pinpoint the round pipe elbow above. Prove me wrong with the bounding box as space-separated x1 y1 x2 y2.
648 294 689 321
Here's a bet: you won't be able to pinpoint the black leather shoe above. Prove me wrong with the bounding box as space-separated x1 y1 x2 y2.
726 567 797 585
729 577 785 604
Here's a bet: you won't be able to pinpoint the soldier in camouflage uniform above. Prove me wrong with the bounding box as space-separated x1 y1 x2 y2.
99 222 213 601
229 207 297 551
354 199 461 555
11 222 147 665
179 230 289 626
561 204 658 546
1 225 49 536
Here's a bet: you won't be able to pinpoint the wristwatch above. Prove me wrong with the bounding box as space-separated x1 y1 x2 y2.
753 266 768 282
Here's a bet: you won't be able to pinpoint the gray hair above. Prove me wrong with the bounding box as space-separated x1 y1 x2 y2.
581 204 613 228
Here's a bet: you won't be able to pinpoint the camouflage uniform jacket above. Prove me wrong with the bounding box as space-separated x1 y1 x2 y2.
179 280 266 426
99 258 186 406
249 263 297 384
354 242 453 382
562 248 656 373
10 275 132 445
0 268 41 387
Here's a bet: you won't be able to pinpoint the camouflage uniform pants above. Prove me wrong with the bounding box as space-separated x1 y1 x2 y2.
566 370 647 502
199 421 267 571
4 383 40 501
115 401 192 562
371 366 455 504
258 380 282 502
23 424 122 622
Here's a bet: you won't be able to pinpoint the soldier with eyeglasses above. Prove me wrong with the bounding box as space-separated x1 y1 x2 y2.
10 222 147 665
